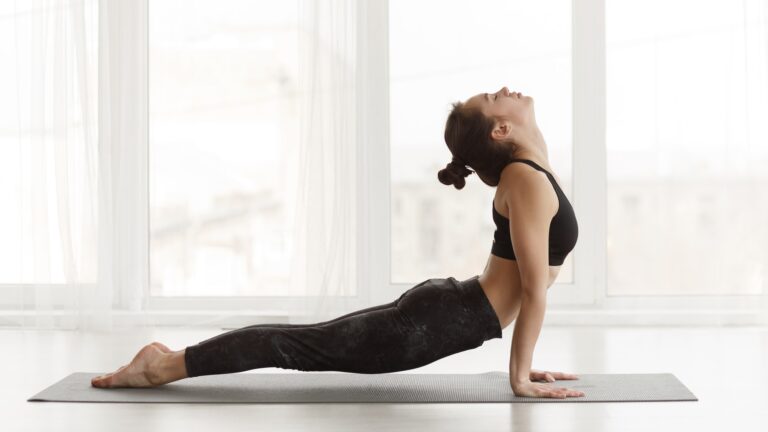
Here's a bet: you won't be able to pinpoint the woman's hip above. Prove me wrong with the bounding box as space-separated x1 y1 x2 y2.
395 275 503 351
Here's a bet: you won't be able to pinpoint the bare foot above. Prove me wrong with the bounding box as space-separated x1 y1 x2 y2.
91 343 170 388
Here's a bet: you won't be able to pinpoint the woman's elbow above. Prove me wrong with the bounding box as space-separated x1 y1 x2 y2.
520 282 548 302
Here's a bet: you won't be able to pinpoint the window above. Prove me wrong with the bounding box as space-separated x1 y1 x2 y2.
149 0 300 296
0 1 99 285
606 0 768 295
0 5 24 283
5 0 764 325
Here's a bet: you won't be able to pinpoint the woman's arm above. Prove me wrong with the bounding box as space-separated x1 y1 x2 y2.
500 169 557 388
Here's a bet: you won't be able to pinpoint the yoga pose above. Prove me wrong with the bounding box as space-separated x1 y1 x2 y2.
91 86 584 399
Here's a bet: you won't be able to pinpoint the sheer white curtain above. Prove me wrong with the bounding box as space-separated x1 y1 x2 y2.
8 0 105 330
290 0 360 324
5 0 363 330
95 0 150 331
8 0 153 331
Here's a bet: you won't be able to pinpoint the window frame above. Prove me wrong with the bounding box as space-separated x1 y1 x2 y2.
2 0 766 327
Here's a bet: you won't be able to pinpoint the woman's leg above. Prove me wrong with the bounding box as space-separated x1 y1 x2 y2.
183 277 495 378
92 277 501 388
184 302 424 376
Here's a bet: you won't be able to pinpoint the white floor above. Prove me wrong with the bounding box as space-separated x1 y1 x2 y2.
4 325 767 432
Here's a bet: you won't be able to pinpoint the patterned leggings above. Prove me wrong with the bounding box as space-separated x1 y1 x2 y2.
183 275 502 377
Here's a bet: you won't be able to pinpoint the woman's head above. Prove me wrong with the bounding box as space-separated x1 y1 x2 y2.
438 86 536 189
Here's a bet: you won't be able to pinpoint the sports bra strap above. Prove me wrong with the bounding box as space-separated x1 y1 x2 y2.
508 158 550 175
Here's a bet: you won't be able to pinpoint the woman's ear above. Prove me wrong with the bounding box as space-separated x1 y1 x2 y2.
491 119 512 141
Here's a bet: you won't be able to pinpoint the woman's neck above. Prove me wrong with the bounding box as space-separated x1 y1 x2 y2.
514 126 548 163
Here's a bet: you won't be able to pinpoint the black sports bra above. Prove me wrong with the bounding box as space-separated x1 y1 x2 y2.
491 159 578 266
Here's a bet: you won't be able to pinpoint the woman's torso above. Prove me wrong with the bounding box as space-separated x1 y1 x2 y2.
477 159 567 330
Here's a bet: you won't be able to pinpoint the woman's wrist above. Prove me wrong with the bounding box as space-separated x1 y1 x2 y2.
510 366 532 382
510 375 531 387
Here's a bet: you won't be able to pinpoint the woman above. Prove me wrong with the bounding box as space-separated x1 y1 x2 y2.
91 86 584 399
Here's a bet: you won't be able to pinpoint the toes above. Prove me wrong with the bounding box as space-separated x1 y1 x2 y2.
96 370 123 388
100 375 113 387
91 375 110 388
92 365 128 387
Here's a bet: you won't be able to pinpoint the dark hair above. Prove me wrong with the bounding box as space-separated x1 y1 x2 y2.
438 101 520 189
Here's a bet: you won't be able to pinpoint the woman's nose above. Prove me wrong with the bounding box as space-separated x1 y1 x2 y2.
500 86 509 96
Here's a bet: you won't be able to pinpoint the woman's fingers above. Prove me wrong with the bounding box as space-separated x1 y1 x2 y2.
552 371 579 380
513 381 586 398
534 383 585 398
531 370 579 382
560 387 585 397
545 389 569 398
550 389 584 398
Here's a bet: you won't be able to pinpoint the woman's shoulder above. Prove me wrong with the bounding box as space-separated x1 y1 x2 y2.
498 160 550 192
497 161 557 211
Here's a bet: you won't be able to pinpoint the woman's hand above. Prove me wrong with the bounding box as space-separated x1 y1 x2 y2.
529 369 579 383
511 378 585 399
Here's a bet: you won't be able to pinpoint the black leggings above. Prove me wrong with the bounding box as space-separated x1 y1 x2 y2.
183 275 502 377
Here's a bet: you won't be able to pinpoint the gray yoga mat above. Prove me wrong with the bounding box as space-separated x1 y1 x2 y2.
28 371 698 403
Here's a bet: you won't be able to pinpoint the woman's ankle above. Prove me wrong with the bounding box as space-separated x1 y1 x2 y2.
157 349 189 384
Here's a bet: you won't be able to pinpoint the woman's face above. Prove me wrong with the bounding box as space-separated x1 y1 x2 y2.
464 86 534 127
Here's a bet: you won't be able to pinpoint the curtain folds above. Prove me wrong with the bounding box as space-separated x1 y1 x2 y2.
12 0 101 330
291 0 360 324
6 0 363 330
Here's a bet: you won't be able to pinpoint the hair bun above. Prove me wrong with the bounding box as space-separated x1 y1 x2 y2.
437 158 474 190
